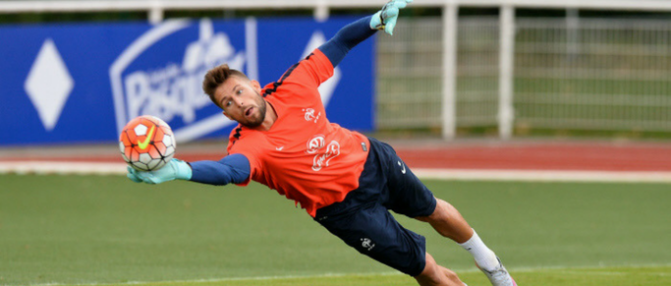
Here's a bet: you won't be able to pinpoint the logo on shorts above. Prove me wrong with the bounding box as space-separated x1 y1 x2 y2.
361 238 376 251
398 161 406 174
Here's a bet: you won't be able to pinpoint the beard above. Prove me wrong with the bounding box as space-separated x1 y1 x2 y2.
240 92 267 128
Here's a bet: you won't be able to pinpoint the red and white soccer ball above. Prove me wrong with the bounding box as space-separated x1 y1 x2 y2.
119 115 176 171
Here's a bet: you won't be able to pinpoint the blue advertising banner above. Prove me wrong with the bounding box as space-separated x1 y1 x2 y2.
0 17 374 146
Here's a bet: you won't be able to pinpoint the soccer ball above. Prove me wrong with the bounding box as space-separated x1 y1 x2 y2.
119 115 176 171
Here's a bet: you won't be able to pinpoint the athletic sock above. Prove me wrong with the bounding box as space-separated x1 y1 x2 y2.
458 229 500 271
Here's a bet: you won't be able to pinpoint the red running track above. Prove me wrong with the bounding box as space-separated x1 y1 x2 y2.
395 143 671 171
2 142 671 172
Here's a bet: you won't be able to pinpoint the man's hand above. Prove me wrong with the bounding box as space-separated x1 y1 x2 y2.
126 158 192 184
370 0 413 36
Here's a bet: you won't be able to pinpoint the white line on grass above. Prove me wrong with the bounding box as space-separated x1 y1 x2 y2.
0 162 126 175
507 263 671 274
556 270 661 276
3 162 671 183
16 272 404 286
16 264 671 286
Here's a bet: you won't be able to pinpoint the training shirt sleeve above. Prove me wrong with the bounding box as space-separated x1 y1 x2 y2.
318 15 376 67
260 48 334 104
290 49 335 89
189 154 250 186
225 128 264 186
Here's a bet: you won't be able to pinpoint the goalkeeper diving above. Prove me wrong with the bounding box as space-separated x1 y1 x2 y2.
128 1 517 285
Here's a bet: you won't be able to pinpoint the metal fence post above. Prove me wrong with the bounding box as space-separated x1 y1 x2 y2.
148 2 163 24
314 0 329 22
499 4 515 139
442 2 458 140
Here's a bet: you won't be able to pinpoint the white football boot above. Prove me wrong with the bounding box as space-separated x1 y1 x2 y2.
477 257 517 286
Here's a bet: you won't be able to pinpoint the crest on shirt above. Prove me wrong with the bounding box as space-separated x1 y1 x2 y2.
312 140 340 171
302 108 321 123
305 135 340 171
306 135 325 154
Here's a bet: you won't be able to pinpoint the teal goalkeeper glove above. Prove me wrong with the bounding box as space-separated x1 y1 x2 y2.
370 0 413 35
126 158 192 184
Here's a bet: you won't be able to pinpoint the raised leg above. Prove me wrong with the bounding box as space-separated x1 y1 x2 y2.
415 198 473 243
416 198 517 286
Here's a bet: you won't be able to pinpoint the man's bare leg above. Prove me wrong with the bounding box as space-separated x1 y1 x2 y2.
416 198 517 286
414 253 464 286
415 198 473 243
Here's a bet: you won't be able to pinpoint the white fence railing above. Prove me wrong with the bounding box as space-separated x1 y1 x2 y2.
3 0 671 139
379 17 671 136
514 18 671 133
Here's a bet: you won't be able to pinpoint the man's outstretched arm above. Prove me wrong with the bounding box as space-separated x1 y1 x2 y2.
318 16 376 67
318 0 412 67
127 154 250 186
189 154 250 185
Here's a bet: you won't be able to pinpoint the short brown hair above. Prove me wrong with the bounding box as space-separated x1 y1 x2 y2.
202 64 249 107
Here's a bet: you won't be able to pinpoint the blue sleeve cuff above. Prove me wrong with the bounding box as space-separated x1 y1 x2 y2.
189 153 251 186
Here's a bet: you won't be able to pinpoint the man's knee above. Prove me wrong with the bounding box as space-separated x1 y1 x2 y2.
416 198 451 223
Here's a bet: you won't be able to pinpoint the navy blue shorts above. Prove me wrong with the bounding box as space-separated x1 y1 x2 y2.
314 137 437 277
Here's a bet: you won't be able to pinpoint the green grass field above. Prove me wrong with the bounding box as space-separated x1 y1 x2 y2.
1 175 670 286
